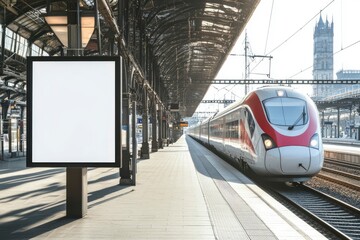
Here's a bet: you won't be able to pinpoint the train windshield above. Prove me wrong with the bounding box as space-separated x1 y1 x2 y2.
263 98 308 126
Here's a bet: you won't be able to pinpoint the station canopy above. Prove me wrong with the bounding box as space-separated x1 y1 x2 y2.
0 0 260 117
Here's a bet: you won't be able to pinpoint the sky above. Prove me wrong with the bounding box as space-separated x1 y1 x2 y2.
192 0 360 118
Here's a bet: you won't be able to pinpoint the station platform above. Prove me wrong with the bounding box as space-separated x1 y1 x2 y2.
0 135 326 240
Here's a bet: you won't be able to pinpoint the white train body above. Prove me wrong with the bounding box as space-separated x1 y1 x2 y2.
188 86 324 182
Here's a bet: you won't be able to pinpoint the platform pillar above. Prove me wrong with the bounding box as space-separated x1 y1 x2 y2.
349 106 353 139
131 99 137 185
141 89 150 158
158 103 163 149
321 111 324 137
151 97 158 152
164 112 169 146
120 94 132 185
0 118 4 161
337 107 340 138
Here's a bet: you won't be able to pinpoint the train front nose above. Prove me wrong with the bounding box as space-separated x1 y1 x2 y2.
265 146 322 175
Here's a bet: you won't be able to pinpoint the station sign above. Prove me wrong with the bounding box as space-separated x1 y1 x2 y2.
169 103 179 112
179 121 189 127
27 56 121 167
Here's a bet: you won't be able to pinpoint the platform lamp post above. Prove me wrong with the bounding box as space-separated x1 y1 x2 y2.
44 4 95 218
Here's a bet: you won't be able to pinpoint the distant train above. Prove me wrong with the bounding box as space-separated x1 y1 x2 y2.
187 86 324 182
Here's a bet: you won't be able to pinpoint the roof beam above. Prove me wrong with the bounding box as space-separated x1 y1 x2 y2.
0 0 18 15
97 0 165 106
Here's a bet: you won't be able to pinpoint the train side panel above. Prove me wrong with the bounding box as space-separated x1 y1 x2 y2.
209 117 225 153
188 86 323 182
223 109 241 160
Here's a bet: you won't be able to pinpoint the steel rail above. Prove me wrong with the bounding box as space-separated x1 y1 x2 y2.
270 184 360 240
316 172 360 191
321 167 360 181
325 158 360 171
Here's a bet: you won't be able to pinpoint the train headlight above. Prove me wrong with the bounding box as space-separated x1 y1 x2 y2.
262 134 277 150
277 90 286 97
309 133 319 149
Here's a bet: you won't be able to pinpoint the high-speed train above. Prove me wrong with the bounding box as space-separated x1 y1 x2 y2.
187 86 324 182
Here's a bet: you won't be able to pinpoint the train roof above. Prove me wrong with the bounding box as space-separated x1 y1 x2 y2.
212 86 308 120
212 97 244 120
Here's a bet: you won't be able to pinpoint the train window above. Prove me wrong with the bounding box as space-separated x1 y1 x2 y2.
225 120 239 139
210 122 223 138
263 98 308 126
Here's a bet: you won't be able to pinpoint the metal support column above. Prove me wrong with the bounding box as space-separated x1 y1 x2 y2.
169 120 174 144
163 112 169 146
349 106 353 138
337 107 340 138
0 8 6 75
120 93 132 184
27 40 32 57
118 0 131 184
0 99 9 160
94 0 102 55
158 103 163 149
151 97 158 152
0 116 2 161
19 106 25 155
321 111 324 138
141 88 149 158
131 99 137 185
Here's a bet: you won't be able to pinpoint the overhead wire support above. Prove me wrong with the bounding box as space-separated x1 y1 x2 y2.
201 100 236 104
231 32 273 94
193 79 360 85
250 54 273 78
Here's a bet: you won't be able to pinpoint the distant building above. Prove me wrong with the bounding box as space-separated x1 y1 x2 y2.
336 69 360 80
333 69 360 95
312 15 334 99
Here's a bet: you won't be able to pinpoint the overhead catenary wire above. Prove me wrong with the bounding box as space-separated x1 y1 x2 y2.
250 0 336 75
264 0 275 54
290 39 360 78
267 0 335 56
288 0 360 79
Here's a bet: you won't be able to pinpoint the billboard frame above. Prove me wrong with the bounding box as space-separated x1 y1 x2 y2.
26 56 121 167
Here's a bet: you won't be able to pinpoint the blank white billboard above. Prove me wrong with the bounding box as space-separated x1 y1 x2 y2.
27 57 120 167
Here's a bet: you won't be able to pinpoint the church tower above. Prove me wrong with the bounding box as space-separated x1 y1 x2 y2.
313 15 334 99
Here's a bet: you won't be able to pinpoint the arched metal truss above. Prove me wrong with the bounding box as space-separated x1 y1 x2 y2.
0 0 260 117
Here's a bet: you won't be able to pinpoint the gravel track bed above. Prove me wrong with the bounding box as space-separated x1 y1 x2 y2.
305 177 360 209
306 161 360 209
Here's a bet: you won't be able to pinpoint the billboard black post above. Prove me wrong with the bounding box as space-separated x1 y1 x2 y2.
27 57 121 217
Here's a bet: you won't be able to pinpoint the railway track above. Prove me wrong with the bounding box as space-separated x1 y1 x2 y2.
316 173 360 192
321 167 360 181
325 158 360 171
319 159 360 192
269 184 360 240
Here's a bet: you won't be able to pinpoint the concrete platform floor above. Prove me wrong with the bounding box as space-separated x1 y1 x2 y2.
0 136 326 239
